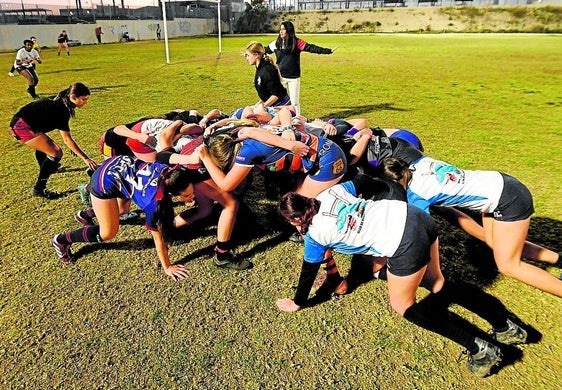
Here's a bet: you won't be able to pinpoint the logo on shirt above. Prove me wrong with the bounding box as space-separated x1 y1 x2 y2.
335 200 366 234
257 76 262 86
332 158 345 175
432 162 465 184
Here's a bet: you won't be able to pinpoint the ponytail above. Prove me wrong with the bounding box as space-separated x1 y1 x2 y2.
279 192 320 235
55 82 90 117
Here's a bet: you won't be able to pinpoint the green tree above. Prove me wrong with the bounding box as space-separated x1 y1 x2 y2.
235 0 276 33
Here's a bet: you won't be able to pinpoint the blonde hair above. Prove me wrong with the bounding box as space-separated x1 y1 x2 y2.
246 41 265 57
207 134 242 171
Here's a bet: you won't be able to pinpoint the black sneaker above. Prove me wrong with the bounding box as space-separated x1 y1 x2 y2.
33 188 63 200
466 337 502 378
50 234 75 264
213 252 252 270
493 319 528 345
75 210 95 226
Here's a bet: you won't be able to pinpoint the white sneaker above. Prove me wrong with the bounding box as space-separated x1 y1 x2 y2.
8 72 14 77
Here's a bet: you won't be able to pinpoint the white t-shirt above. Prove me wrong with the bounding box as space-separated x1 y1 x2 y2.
14 48 40 69
407 156 503 214
304 182 407 263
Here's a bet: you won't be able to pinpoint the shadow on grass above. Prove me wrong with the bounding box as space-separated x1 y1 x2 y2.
73 237 154 259
42 67 99 75
320 103 410 120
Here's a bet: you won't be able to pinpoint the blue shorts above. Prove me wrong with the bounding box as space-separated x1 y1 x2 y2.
308 139 347 182
390 129 424 152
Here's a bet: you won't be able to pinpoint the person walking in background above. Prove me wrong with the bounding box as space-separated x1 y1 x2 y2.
156 24 161 40
266 21 338 115
57 30 70 56
13 39 42 98
245 41 291 109
9 82 98 199
95 26 103 44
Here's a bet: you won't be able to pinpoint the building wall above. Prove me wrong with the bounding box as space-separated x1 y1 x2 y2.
0 18 220 52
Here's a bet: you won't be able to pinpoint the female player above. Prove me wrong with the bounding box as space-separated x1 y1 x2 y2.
57 30 70 56
380 156 562 297
245 41 291 109
195 127 346 198
276 180 528 377
9 82 98 199
266 21 338 114
155 124 252 271
13 39 42 98
51 155 192 281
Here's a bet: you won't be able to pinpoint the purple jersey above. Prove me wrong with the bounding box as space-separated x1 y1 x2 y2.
90 155 167 230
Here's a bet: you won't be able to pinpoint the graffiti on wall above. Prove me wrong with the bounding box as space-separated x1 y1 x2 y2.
178 21 192 34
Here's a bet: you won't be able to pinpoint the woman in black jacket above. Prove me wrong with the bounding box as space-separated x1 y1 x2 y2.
266 21 338 114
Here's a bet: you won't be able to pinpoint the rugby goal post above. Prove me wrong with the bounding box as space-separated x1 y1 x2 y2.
160 0 222 64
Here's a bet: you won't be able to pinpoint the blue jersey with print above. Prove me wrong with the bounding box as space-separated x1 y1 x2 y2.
235 131 323 173
91 155 168 230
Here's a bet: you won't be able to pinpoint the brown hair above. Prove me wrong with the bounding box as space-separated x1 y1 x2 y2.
55 82 90 117
278 192 320 235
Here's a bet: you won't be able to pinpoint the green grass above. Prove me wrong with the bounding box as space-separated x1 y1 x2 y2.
0 35 561 389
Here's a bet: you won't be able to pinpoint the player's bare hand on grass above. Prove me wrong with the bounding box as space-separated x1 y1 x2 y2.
276 298 300 312
165 264 188 281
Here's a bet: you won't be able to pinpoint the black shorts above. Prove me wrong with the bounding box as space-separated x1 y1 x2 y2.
490 173 534 222
387 206 438 277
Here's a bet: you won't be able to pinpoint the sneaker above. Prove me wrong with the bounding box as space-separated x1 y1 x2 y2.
466 337 502 378
8 72 14 77
493 319 527 345
213 252 252 270
75 210 95 226
288 232 304 243
33 188 63 200
50 234 75 264
77 183 91 206
120 212 138 222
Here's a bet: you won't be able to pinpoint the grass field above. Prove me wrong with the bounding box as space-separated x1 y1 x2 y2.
0 34 561 389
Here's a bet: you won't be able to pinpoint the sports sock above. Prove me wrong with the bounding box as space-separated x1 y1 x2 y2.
403 301 478 354
35 150 47 167
34 156 61 191
321 250 342 281
215 240 232 261
436 281 509 330
57 225 102 245
80 208 96 219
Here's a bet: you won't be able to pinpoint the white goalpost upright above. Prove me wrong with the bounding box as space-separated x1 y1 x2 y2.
160 0 223 65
